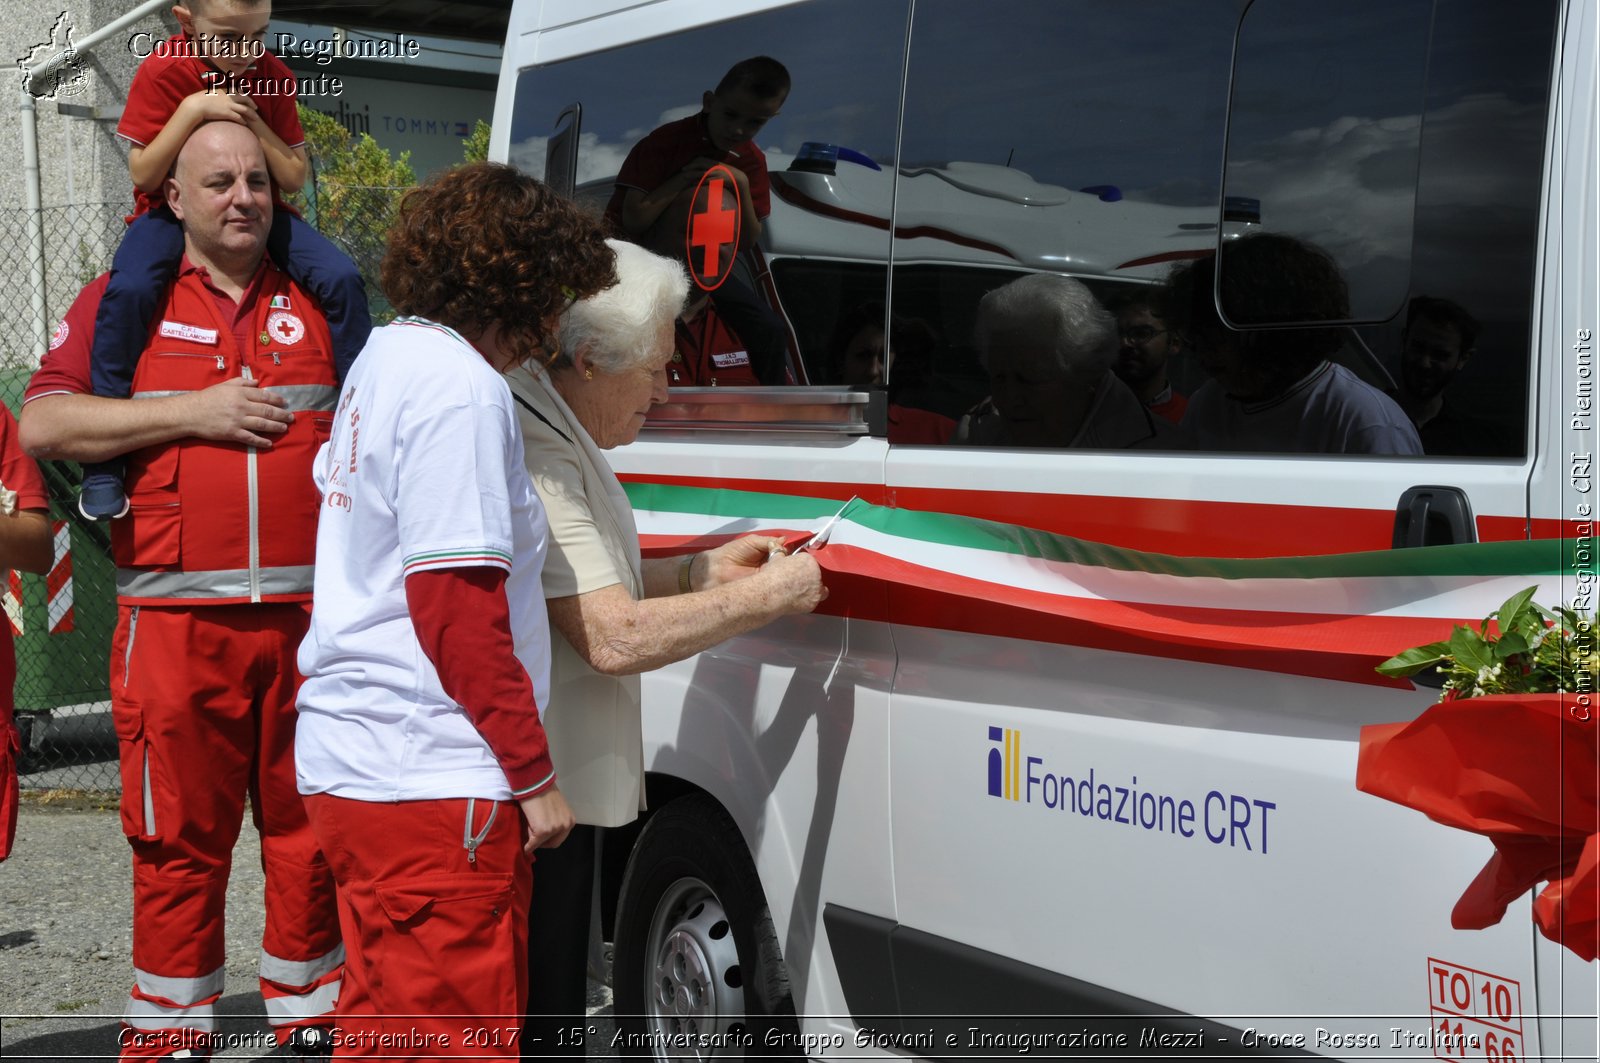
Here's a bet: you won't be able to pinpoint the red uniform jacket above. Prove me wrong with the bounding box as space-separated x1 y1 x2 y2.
114 266 337 604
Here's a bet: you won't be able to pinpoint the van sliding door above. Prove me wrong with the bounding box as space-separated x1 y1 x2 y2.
873 0 1560 1050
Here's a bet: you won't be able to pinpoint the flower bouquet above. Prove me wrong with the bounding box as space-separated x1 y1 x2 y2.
1358 586 1598 962
1373 585 1596 699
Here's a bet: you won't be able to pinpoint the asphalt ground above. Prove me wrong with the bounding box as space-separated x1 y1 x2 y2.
0 801 617 1061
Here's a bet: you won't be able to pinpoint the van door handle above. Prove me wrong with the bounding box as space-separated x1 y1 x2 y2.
1392 485 1476 548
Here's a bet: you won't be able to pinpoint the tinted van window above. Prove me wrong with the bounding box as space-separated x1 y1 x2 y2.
895 0 1554 458
509 0 909 385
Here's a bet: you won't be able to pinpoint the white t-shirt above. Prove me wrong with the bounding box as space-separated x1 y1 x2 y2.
296 317 552 802
1181 361 1423 456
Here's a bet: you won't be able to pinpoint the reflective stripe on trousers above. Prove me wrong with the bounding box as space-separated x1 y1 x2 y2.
124 965 225 1031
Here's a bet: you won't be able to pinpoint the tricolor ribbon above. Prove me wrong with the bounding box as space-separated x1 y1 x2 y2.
627 483 1579 687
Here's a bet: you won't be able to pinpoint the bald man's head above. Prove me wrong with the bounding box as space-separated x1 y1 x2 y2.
165 120 272 272
173 119 265 183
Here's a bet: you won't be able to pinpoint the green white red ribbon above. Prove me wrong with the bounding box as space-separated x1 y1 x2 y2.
626 483 1580 687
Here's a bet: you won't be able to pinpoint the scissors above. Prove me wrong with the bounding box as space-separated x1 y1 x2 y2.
799 495 857 552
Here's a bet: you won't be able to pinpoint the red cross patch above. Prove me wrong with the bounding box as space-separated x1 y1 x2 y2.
48 320 68 350
686 164 742 292
266 310 305 346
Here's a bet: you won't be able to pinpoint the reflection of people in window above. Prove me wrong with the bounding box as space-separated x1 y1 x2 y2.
1107 291 1188 425
1390 295 1512 456
671 284 762 386
606 57 792 385
953 275 1169 449
605 56 788 246
829 301 955 444
1164 234 1422 456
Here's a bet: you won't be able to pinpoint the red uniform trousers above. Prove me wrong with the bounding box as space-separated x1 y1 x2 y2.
304 794 531 1062
1 624 19 862
112 602 342 1058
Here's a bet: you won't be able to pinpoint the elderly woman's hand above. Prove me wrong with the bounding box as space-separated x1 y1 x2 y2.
760 549 828 614
696 535 791 588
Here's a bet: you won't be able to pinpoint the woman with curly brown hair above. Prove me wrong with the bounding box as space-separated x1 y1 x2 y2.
294 162 616 1060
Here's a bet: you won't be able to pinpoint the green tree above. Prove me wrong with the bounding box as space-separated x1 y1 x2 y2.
461 119 491 165
292 105 417 320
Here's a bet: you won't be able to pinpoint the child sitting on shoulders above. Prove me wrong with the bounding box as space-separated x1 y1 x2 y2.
80 0 369 520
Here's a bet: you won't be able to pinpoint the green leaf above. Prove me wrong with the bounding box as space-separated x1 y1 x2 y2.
461 119 492 164
1493 632 1530 658
1494 586 1539 631
1449 626 1495 673
1376 642 1452 677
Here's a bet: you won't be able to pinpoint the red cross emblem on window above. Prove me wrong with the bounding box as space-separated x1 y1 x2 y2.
686 164 742 292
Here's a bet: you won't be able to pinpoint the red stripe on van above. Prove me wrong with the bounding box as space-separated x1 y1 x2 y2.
617 473 887 506
623 475 1545 557
770 178 1020 260
1115 249 1216 270
887 486 1400 556
1484 515 1591 541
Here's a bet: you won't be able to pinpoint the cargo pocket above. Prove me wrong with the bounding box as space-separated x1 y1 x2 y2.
112 699 157 840
113 500 181 569
113 450 181 569
370 873 517 1020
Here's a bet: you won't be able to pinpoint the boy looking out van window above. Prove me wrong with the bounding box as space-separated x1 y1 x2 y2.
80 0 369 521
604 55 788 245
605 56 791 384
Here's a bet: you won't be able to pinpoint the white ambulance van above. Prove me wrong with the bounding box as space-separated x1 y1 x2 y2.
494 0 1597 1057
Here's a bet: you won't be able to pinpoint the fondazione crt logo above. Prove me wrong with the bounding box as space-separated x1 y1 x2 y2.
983 725 1279 854
986 725 1022 800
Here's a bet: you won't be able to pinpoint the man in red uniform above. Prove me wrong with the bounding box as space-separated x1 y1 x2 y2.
671 287 763 387
20 120 342 1062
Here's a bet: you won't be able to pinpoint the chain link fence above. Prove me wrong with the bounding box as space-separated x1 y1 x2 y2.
3 185 407 791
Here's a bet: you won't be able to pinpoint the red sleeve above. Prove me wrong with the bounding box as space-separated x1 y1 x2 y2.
116 48 197 147
253 53 306 149
742 145 771 219
605 135 661 227
613 123 681 197
23 276 106 404
406 567 557 797
608 119 699 228
0 408 47 512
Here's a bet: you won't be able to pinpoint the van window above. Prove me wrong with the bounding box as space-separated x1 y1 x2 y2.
508 0 910 386
892 0 1235 446
1224 0 1433 328
894 0 1555 459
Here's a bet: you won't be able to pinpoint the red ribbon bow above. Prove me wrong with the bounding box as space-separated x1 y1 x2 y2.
1357 693 1598 961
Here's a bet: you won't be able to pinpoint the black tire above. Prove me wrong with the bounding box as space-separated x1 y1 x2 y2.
613 793 799 1060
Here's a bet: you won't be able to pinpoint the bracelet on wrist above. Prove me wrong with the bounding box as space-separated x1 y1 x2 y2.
678 553 695 594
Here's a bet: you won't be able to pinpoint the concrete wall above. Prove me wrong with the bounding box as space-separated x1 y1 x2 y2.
4 1 172 210
2 2 179 368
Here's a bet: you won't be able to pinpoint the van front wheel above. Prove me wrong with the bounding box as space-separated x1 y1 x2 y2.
612 793 799 1060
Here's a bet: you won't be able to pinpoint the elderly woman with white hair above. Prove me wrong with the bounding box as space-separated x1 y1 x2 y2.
506 239 825 1055
955 273 1171 449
